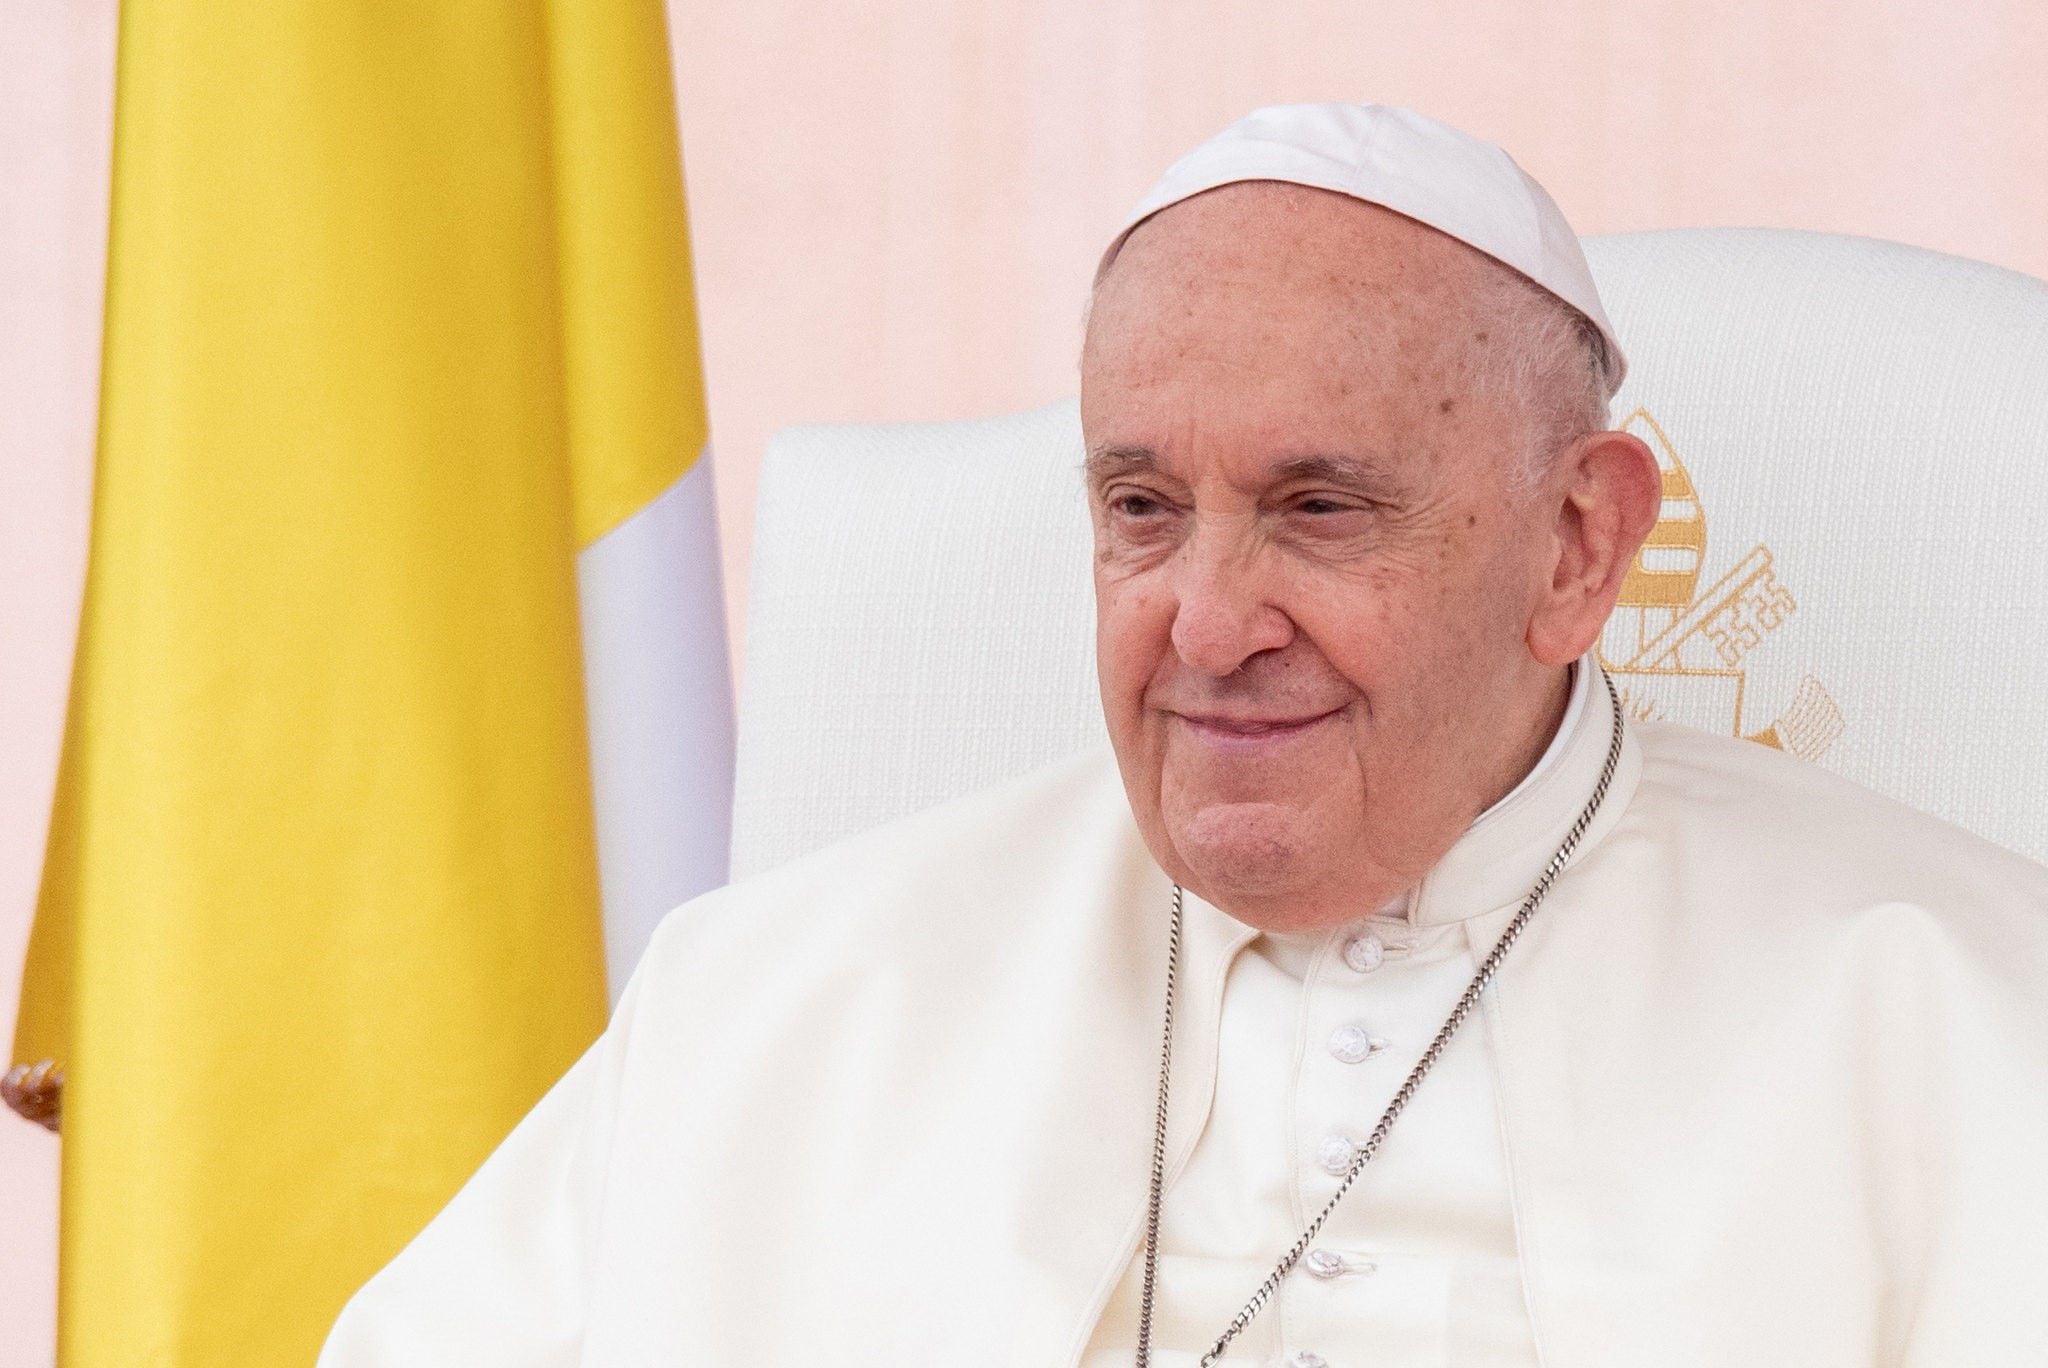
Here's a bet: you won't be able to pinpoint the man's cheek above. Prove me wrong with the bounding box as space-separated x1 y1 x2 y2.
1101 598 1159 680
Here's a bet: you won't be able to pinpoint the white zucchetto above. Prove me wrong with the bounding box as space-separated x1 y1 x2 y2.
1100 102 1627 395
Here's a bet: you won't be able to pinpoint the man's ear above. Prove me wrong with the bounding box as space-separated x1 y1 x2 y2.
1527 428 1661 666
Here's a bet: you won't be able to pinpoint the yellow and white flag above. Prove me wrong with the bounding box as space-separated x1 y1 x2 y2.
9 0 730 1361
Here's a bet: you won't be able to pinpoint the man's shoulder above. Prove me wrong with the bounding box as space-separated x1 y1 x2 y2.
638 745 1139 976
1548 721 2048 1055
1626 717 2048 916
735 743 1134 897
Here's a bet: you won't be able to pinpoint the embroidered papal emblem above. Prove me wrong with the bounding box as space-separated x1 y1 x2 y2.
1598 409 1846 762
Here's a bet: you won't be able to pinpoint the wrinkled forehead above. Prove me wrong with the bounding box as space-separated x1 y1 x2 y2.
1087 183 1498 355
1104 178 1470 272
1083 183 1500 401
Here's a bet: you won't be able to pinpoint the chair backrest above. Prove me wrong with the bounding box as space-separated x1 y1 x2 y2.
733 228 2048 879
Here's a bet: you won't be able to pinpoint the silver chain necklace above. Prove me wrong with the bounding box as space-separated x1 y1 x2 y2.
1135 674 1625 1367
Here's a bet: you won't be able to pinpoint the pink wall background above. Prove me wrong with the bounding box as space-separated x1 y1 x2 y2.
2 4 114 1363
5 2 2046 1362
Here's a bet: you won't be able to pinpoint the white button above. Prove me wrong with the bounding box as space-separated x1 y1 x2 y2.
1316 1133 1357 1175
1341 933 1384 972
1303 1248 1345 1280
1288 1352 1329 1368
1327 1023 1386 1064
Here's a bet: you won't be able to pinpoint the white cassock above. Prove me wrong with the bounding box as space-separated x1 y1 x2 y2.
321 660 2048 1367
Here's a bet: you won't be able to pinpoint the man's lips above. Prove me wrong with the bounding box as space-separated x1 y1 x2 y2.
1169 707 1345 745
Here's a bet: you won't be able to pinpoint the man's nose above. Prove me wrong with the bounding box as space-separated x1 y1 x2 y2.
1167 529 1294 677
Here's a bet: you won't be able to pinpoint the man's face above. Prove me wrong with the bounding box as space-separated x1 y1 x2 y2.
1082 184 1569 932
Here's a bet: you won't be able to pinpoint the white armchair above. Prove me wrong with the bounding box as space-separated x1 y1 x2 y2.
733 229 2048 878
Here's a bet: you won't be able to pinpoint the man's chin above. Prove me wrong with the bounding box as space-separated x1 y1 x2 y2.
1162 799 1405 931
1168 800 1323 903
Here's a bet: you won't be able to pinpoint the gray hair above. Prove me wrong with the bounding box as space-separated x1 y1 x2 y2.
1469 260 1613 494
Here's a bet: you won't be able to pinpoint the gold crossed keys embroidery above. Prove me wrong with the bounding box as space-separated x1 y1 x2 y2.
1599 408 1845 762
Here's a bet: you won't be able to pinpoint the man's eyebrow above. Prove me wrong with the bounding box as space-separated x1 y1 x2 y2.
1082 446 1403 494
1083 446 1161 482
1266 452 1397 489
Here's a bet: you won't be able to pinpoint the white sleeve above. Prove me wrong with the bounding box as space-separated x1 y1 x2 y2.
1896 907 2048 1365
316 964 647 1366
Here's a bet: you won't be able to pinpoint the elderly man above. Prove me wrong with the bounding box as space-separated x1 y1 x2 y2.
321 105 2048 1367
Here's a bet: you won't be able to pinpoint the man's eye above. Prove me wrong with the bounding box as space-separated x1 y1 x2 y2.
1112 493 1162 517
1296 498 1352 515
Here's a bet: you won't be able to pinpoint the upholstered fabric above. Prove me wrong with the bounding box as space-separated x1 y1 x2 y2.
732 228 2048 879
733 403 1102 877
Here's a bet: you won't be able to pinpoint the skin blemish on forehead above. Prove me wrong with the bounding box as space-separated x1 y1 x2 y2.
1438 397 1455 415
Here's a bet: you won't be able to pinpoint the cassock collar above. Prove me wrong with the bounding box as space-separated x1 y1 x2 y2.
1408 654 1640 927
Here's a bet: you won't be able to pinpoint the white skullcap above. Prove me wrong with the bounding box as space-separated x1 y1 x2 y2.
1100 102 1627 396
